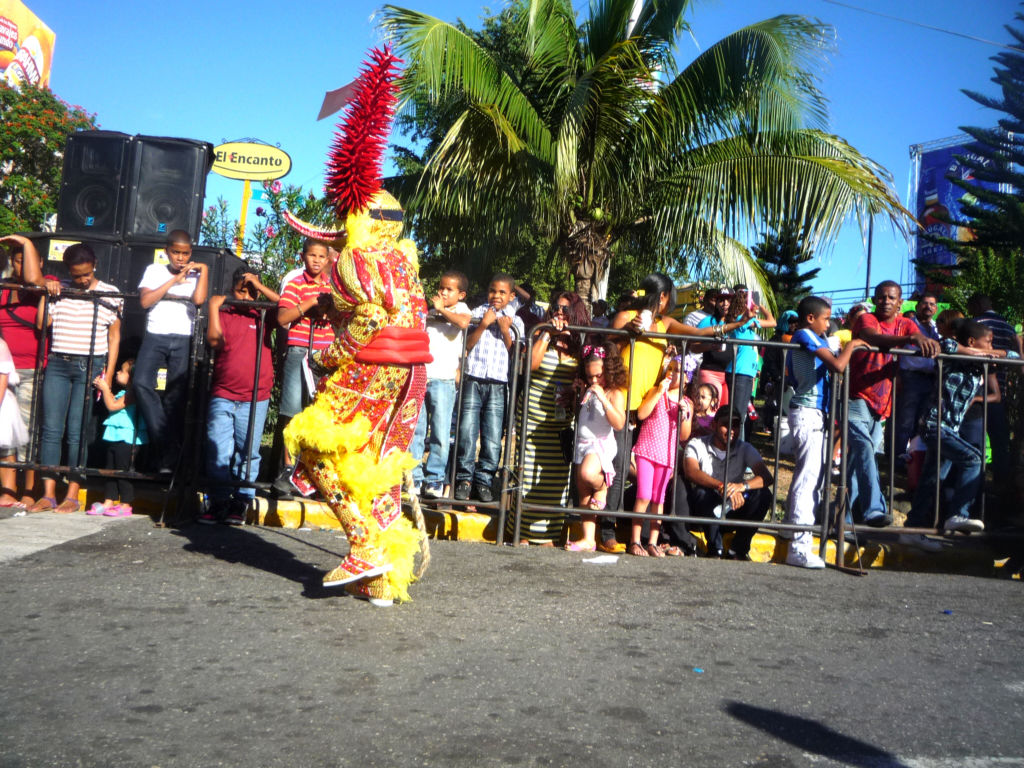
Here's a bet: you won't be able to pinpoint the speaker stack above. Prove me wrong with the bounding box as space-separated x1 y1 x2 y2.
25 131 247 350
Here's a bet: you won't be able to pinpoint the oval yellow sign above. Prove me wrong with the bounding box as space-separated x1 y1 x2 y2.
212 142 292 181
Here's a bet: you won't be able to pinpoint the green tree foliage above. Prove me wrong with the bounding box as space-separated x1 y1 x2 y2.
938 10 1024 259
944 248 1023 327
752 222 820 313
0 82 96 233
387 7 636 300
930 10 1024 465
200 182 333 287
919 10 1024 330
199 196 242 250
381 0 909 305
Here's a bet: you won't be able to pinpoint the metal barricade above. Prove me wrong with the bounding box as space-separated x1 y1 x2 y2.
495 322 1022 562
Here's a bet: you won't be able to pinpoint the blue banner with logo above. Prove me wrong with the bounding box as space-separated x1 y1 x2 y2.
914 141 1000 289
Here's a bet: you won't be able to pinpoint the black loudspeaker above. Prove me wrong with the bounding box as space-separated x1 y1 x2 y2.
26 232 124 289
121 136 213 242
117 243 241 354
56 131 132 235
120 242 240 295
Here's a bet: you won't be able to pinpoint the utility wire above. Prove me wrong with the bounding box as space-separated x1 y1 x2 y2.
822 0 1022 51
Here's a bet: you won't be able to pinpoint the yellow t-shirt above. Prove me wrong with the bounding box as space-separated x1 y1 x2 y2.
618 310 668 410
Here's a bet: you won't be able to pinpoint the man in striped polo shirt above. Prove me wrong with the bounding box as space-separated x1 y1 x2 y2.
31 243 122 513
274 238 333 486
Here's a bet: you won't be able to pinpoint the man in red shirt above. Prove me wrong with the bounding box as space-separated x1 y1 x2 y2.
846 280 940 527
200 268 279 525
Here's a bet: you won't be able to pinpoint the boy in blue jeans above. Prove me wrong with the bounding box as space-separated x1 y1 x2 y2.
411 270 470 498
899 320 1007 551
784 296 867 568
454 274 523 503
201 268 279 525
135 230 208 474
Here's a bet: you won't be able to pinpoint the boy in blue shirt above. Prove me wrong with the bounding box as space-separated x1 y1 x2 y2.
784 296 867 568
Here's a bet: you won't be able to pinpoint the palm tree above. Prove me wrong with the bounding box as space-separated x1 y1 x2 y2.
381 0 909 302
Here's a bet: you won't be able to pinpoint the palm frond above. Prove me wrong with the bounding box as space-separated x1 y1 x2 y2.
651 129 911 258
380 5 555 163
660 15 833 144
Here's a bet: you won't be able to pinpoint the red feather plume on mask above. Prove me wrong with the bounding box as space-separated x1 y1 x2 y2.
325 46 402 217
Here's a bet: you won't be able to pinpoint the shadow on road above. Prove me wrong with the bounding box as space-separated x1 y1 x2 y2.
725 701 910 767
171 522 348 599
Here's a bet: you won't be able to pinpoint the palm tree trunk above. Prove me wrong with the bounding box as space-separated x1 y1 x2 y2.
564 219 611 306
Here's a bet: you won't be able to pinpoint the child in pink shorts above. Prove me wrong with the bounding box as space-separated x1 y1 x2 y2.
628 355 692 557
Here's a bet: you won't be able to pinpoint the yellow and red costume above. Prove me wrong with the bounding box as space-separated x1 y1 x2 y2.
282 48 430 606
284 192 430 605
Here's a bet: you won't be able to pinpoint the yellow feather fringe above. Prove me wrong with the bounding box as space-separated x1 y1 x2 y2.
283 411 418 510
380 514 424 602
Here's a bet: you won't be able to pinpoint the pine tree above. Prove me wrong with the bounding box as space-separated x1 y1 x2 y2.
752 222 820 312
940 11 1024 257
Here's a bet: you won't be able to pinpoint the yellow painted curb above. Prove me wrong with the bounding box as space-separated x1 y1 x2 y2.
251 497 342 529
247 497 1012 576
249 497 499 541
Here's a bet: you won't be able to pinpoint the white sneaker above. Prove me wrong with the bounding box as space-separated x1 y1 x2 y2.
944 515 985 533
786 549 825 569
898 533 943 553
422 483 443 499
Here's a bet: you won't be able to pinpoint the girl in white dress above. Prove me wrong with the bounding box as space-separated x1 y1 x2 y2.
0 337 29 507
564 343 627 552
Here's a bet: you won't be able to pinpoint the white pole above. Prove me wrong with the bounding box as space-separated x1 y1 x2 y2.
627 0 643 36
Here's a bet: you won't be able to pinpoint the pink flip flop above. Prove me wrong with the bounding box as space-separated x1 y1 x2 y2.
564 541 597 552
103 504 132 517
87 502 107 516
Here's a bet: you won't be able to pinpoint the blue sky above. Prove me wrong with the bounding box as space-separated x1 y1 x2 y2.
28 0 1019 304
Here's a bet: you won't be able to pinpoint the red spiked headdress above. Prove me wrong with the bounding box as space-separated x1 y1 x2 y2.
324 46 402 217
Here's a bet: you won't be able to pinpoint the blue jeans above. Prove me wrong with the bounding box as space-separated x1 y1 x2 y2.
846 397 887 523
455 376 506 488
894 370 936 457
411 378 457 486
39 354 104 483
728 373 755 435
206 397 269 504
134 332 191 469
278 346 310 420
906 427 982 527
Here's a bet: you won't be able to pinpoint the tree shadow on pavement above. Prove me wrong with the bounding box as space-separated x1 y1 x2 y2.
171 523 347 600
725 701 910 767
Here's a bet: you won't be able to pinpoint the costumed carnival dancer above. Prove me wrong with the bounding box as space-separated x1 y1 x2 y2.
281 46 431 607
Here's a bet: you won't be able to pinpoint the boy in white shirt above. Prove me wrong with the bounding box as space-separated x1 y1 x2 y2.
134 230 208 474
410 270 471 497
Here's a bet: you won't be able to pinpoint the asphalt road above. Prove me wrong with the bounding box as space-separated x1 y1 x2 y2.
1 513 1023 767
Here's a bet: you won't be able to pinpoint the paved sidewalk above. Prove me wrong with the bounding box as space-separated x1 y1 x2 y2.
0 512 130 565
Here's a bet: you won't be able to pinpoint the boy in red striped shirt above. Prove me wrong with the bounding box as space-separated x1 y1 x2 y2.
274 239 333 484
